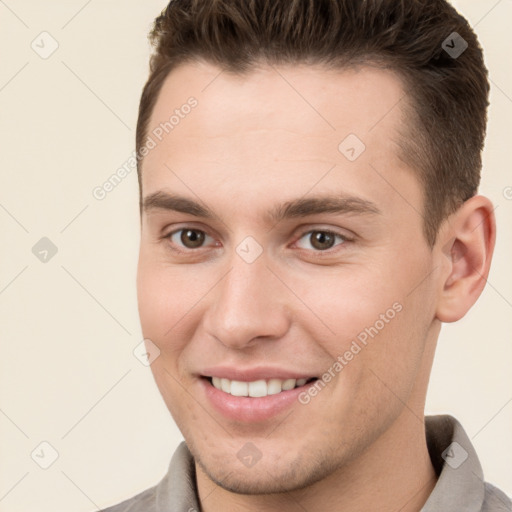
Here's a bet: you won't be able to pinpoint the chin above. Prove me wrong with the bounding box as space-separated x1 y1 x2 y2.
192 440 341 496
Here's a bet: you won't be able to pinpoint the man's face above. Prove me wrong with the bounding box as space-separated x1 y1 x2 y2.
137 61 441 493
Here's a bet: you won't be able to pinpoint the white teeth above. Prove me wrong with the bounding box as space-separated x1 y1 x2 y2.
248 380 267 397
210 376 311 397
230 380 248 397
282 378 296 391
220 378 231 393
267 379 283 395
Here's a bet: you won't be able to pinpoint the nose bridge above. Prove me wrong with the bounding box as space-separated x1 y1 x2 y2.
203 246 289 349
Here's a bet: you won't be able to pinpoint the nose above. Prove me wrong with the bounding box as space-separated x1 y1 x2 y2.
202 251 290 350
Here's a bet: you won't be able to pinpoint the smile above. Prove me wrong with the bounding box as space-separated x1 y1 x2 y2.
207 376 317 397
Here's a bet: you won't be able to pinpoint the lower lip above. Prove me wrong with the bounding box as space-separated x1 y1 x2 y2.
201 378 313 423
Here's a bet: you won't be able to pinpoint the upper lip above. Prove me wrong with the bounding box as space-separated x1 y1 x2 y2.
200 366 317 382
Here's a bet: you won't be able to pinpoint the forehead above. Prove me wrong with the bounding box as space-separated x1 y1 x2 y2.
141 60 420 220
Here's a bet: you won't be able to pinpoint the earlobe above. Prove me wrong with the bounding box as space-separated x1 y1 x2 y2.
435 195 496 323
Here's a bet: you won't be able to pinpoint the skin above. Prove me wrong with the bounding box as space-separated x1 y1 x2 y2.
136 60 496 511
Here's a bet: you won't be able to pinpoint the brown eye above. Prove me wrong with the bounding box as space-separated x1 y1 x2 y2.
296 230 348 252
165 228 214 251
310 231 336 250
179 229 205 248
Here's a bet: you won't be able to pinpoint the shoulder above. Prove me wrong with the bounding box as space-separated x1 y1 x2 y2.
482 482 512 512
97 484 157 512
92 441 196 512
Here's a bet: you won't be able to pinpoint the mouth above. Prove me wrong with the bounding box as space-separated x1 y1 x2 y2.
199 368 321 422
203 376 318 398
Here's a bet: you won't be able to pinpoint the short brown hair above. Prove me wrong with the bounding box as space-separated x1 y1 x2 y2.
136 0 489 246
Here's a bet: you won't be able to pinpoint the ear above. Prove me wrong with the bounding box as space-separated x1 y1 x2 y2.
435 195 496 323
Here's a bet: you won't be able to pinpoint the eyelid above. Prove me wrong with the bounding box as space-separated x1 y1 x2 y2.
295 226 352 240
163 225 218 252
163 224 354 256
292 227 352 253
163 221 214 239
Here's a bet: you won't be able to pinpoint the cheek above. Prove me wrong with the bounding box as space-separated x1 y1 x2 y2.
136 256 203 425
288 266 403 346
291 262 430 386
136 252 205 345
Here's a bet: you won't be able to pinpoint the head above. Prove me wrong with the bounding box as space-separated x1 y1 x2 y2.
136 0 495 496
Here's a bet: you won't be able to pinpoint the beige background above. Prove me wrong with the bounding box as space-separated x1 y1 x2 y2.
0 1 511 510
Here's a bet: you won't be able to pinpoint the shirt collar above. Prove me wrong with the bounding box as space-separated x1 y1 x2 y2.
154 414 486 511
156 441 200 512
421 414 485 511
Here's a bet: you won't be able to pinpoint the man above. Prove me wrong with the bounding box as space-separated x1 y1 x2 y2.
101 0 511 510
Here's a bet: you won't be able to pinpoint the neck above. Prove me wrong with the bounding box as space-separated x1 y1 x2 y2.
196 410 438 512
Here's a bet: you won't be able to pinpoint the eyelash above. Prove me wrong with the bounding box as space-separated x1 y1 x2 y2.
294 229 351 254
162 227 352 256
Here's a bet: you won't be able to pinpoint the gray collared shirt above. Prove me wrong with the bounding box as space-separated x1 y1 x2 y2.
99 415 511 511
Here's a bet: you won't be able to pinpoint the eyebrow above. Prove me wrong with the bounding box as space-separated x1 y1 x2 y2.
142 191 382 224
